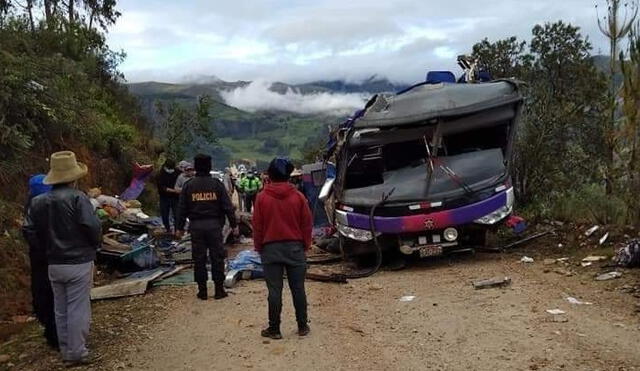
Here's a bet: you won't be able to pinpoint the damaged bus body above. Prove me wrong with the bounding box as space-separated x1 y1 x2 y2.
325 75 523 259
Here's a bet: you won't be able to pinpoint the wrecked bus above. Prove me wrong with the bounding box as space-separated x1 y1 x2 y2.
322 74 523 259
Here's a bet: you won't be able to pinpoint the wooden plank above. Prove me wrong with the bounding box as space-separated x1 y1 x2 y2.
91 268 164 300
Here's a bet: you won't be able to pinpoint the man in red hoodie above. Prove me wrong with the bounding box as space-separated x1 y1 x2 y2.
253 157 313 339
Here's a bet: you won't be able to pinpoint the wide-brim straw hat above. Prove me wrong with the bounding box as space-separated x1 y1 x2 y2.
43 151 88 185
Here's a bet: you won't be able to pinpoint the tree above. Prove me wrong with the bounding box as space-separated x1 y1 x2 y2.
597 0 638 193
471 22 608 205
619 25 640 224
155 96 214 160
471 36 528 79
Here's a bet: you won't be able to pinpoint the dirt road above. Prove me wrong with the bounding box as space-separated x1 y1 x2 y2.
3 249 640 371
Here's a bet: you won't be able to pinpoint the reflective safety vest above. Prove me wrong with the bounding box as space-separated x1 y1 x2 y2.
240 176 262 195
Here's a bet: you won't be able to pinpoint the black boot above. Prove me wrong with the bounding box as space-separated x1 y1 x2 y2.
197 282 208 300
214 282 228 300
298 323 311 336
261 326 283 340
44 326 59 350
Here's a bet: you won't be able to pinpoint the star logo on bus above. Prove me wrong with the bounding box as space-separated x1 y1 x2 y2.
424 219 435 230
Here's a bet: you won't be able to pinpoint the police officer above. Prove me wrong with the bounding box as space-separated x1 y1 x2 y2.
176 154 238 300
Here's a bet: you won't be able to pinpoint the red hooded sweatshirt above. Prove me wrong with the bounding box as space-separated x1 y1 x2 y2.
252 182 313 252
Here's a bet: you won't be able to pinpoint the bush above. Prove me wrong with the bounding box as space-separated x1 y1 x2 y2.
521 183 628 225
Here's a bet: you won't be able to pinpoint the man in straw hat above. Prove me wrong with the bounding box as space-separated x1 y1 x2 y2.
23 151 102 366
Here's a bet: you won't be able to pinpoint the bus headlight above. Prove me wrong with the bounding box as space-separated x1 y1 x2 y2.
443 228 459 242
337 224 375 242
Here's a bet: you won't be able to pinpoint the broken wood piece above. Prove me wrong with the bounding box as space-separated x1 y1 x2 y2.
472 276 511 289
91 268 164 300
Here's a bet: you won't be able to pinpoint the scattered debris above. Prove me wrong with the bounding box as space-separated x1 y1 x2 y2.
91 268 165 300
599 232 610 245
223 250 264 288
557 243 564 248
553 268 574 277
566 297 593 305
585 225 600 237
614 239 640 268
399 296 416 302
556 257 570 262
521 256 535 263
546 309 566 315
472 276 512 290
543 259 556 265
581 262 593 267
499 231 551 251
582 256 608 262
306 271 348 283
595 271 623 281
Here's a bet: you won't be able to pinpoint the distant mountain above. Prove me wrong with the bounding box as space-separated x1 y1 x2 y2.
301 76 409 94
127 76 407 166
129 76 406 99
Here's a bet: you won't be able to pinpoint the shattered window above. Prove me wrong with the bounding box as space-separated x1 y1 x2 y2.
443 123 510 156
345 146 384 189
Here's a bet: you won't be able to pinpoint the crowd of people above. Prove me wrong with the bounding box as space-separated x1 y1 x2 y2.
22 151 313 366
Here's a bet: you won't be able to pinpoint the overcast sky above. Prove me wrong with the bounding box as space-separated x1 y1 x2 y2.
107 0 612 84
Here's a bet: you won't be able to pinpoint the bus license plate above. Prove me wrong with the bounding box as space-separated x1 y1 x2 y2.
419 245 443 258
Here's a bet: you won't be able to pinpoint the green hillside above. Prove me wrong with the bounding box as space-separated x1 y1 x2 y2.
130 83 342 166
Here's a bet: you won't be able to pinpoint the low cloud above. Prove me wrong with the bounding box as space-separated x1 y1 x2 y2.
220 80 367 115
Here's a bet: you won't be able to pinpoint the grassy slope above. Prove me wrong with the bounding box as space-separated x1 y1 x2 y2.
130 83 339 164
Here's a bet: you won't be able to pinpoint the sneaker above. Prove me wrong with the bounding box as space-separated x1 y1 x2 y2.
298 324 311 336
261 327 283 340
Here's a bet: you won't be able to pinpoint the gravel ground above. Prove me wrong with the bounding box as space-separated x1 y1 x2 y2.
2 242 640 371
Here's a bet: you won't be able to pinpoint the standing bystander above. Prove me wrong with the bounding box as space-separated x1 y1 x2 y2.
23 151 102 366
253 157 312 339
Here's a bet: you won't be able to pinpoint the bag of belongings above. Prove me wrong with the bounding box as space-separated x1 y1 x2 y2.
614 239 640 268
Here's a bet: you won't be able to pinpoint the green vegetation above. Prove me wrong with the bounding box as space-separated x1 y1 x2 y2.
155 95 213 160
0 0 153 320
133 84 334 166
472 18 640 225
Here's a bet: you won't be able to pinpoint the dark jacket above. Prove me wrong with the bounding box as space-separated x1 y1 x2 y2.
156 168 180 199
22 185 102 265
253 182 312 252
176 174 237 231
